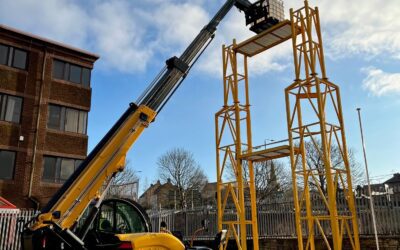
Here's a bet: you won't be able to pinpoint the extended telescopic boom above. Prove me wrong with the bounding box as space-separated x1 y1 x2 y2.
28 1 258 247
137 0 252 112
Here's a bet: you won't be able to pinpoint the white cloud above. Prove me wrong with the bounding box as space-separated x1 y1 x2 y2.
276 0 400 61
311 0 400 60
90 2 153 72
1 0 399 75
151 3 209 49
0 0 213 74
197 0 400 76
361 67 400 96
0 0 89 48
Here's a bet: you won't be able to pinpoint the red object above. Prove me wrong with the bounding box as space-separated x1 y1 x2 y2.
0 196 17 209
42 236 47 248
118 242 133 249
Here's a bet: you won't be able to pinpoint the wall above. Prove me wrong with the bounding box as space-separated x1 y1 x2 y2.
0 26 97 208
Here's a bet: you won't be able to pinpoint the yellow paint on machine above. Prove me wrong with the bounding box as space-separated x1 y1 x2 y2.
31 105 157 231
117 233 185 250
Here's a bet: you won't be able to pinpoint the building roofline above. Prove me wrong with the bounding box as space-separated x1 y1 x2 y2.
384 173 400 184
0 24 100 60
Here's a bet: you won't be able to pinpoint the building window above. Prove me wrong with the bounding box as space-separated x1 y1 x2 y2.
0 44 28 70
0 93 23 123
42 156 83 183
47 104 88 134
0 45 8 65
52 59 91 87
0 150 16 180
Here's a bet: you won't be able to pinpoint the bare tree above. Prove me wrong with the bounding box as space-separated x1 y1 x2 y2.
157 148 207 209
141 177 149 194
107 163 139 200
227 160 291 202
298 140 364 194
252 160 291 201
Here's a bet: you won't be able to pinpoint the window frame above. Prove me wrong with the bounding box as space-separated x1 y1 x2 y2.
0 44 10 65
0 93 23 124
42 155 83 183
60 158 75 181
78 110 88 134
47 104 88 134
11 48 28 70
0 43 28 70
52 59 66 80
52 59 91 87
64 108 79 133
69 64 82 84
81 68 91 87
95 199 150 234
0 150 16 180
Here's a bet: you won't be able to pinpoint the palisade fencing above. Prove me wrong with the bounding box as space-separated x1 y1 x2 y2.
0 196 399 249
0 209 38 250
148 195 400 240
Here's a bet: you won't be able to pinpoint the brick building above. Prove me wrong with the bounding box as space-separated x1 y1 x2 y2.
0 25 98 208
355 173 400 197
385 173 400 194
139 180 209 210
139 180 178 210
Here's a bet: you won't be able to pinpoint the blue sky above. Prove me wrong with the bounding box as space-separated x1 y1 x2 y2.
1 0 399 191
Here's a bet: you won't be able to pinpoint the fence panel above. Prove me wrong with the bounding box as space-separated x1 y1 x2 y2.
146 195 400 240
0 209 38 250
1 195 400 249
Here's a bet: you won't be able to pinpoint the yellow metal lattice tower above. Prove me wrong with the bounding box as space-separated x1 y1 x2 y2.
286 1 360 249
215 41 259 250
216 20 299 250
215 2 359 249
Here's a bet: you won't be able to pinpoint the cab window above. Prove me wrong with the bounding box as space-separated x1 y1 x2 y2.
96 199 149 234
115 201 147 233
98 202 114 232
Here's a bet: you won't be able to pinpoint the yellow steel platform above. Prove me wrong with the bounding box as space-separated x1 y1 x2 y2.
240 145 300 162
233 20 299 57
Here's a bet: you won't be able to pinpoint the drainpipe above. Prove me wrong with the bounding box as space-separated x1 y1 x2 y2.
28 46 47 210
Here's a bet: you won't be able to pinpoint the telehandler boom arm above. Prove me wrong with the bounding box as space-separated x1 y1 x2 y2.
26 1 268 248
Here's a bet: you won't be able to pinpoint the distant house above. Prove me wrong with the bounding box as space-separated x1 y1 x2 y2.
140 179 296 210
139 179 178 210
140 180 215 210
355 173 400 197
138 180 161 210
201 182 217 207
198 182 244 208
384 173 400 194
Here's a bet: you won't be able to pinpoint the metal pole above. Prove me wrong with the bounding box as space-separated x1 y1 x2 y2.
136 179 139 201
356 108 379 250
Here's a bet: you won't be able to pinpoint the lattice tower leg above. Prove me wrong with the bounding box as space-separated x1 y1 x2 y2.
287 1 360 249
215 42 259 250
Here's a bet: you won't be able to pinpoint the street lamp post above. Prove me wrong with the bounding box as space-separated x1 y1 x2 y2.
264 138 275 149
356 108 379 250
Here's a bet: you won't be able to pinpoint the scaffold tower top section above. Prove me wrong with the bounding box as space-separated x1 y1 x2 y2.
233 20 299 57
